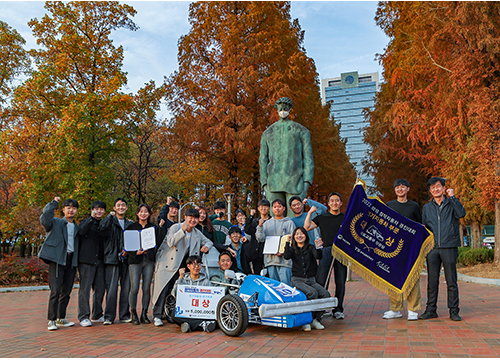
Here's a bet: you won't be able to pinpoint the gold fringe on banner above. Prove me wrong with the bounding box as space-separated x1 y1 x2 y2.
332 231 434 302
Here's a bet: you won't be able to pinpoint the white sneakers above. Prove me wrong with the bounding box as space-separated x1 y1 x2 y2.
92 316 104 323
154 317 163 327
80 319 92 327
47 320 57 331
407 310 418 321
383 310 419 320
48 318 74 330
302 319 324 331
311 319 325 330
56 318 75 327
383 310 402 319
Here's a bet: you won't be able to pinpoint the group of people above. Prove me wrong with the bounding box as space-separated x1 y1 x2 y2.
38 174 466 334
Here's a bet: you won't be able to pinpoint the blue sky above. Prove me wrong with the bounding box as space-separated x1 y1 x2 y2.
1 1 389 117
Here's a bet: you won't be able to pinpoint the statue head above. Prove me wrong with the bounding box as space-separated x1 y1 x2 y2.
274 97 293 118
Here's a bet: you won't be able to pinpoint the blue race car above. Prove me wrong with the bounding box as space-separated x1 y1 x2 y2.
211 271 337 337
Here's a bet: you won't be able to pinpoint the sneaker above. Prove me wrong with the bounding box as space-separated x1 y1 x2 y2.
383 310 402 319
119 318 132 323
154 317 163 327
47 320 57 331
450 310 462 321
302 324 311 332
205 321 216 333
419 310 438 320
311 319 325 330
407 311 418 321
103 320 113 325
181 322 191 333
80 319 92 327
334 311 345 320
322 310 333 317
91 316 104 323
56 318 74 327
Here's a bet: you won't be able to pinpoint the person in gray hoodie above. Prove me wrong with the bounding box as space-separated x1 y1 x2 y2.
39 197 80 331
256 199 296 285
171 255 216 333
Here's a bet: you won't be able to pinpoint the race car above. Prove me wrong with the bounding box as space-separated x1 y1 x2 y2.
207 270 337 336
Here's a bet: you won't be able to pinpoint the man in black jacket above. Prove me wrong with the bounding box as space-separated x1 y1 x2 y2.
420 177 466 321
77 200 106 327
99 198 134 324
242 199 270 275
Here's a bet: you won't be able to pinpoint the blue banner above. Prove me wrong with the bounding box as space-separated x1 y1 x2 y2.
333 182 434 300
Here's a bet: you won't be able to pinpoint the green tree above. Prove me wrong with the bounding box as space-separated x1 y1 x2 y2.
2 1 138 213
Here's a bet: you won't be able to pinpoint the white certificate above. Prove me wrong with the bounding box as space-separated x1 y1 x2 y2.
263 236 281 254
124 230 141 251
123 227 156 251
140 227 156 250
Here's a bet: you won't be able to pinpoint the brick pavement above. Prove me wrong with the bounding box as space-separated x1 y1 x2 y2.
1 274 500 358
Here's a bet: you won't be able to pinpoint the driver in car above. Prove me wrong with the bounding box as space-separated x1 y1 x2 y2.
171 255 217 333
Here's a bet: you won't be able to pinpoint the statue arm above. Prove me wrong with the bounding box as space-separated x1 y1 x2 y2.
302 129 314 185
259 135 269 187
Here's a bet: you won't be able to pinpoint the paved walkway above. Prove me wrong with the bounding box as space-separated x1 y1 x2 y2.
1 274 500 358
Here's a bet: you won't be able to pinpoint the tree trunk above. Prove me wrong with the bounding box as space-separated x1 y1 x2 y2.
471 221 482 249
495 198 500 265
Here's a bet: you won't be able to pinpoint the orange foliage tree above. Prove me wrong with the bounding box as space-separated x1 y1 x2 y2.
367 2 500 255
166 1 355 211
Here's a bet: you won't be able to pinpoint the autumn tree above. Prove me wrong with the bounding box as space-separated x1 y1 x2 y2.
112 81 184 211
1 1 138 216
166 1 355 211
367 2 500 256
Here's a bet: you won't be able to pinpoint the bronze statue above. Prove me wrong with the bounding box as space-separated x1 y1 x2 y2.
259 97 314 215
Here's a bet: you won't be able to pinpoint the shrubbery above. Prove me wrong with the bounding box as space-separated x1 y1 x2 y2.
0 254 49 286
458 247 494 266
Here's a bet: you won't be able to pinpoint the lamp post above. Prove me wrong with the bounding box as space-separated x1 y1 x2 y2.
223 193 235 222
179 202 195 223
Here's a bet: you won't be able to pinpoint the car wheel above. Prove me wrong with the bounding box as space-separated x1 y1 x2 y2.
217 294 248 337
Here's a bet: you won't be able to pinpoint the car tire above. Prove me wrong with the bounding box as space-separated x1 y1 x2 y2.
217 294 248 337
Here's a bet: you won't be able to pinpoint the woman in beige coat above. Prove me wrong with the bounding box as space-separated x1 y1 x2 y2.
151 208 213 326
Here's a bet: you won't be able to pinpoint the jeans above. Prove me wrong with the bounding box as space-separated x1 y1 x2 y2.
315 247 347 313
316 246 333 287
291 276 331 320
104 261 131 322
78 261 105 321
267 266 292 285
425 247 459 313
129 257 155 312
47 253 76 321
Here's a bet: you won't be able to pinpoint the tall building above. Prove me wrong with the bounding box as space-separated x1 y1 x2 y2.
320 71 380 192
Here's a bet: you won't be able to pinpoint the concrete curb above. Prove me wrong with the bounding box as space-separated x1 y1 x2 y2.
0 284 80 293
457 273 500 286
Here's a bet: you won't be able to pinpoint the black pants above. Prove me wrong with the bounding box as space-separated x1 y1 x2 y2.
316 247 347 312
425 247 459 313
47 253 76 321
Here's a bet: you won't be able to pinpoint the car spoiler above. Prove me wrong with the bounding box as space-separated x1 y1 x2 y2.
258 297 338 318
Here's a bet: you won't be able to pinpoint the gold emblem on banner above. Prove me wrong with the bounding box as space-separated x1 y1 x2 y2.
350 213 404 258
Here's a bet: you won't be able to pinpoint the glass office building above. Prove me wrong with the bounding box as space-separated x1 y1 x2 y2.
320 71 380 192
